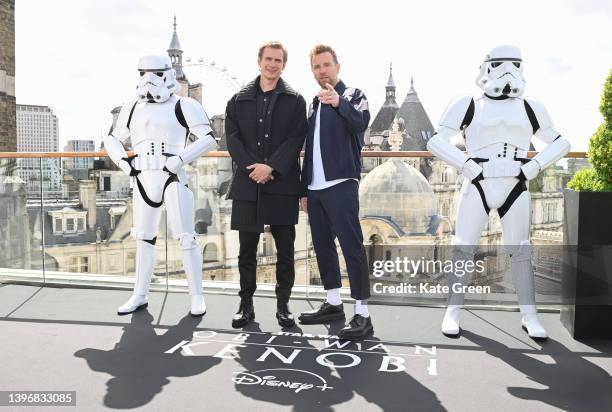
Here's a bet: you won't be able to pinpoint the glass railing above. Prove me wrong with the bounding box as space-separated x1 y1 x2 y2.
0 151 589 309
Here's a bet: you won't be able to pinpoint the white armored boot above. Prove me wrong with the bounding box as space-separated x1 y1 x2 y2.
118 240 156 315
441 305 463 336
510 241 548 340
441 245 474 337
520 305 548 340
182 237 206 316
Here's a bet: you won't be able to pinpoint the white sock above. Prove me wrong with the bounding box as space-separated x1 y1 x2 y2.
326 288 342 306
355 300 369 317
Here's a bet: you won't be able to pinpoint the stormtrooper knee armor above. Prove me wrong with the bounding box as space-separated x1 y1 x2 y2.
427 45 570 339
103 55 217 316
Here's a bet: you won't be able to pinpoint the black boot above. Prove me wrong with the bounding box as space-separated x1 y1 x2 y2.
276 301 295 328
338 315 374 341
298 302 345 324
232 297 255 328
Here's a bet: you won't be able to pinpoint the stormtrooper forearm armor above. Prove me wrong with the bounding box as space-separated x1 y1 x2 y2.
427 95 483 180
427 127 469 171
520 98 571 179
176 125 217 164
173 97 218 165
531 134 571 170
103 133 129 167
103 101 135 175
521 133 571 179
427 96 482 180
427 126 482 180
427 129 483 180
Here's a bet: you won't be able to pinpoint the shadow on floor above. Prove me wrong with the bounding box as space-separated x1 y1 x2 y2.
463 330 612 412
75 309 221 409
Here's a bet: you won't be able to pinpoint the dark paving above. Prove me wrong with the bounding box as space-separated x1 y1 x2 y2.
0 284 611 412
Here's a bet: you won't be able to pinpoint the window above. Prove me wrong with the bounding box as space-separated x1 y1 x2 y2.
55 218 62 232
543 203 556 223
68 256 89 273
66 218 75 231
77 218 84 231
442 167 453 184
442 202 450 217
261 235 267 256
103 176 111 191
81 257 89 273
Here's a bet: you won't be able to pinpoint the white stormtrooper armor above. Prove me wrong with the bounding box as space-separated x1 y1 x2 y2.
427 45 570 340
103 55 217 316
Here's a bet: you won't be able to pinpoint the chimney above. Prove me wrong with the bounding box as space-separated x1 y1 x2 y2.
79 180 97 229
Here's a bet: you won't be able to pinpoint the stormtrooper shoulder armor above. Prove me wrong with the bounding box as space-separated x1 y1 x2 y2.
523 97 553 133
439 95 475 131
177 97 211 129
111 100 138 142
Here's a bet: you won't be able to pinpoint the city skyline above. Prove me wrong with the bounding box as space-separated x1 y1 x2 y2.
14 0 612 151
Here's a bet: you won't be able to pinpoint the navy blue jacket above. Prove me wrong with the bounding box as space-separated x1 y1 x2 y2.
300 80 370 195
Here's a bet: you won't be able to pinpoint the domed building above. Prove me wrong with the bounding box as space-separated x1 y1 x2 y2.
359 159 441 235
359 159 453 284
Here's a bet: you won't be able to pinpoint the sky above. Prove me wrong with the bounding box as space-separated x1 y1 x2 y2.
14 0 612 151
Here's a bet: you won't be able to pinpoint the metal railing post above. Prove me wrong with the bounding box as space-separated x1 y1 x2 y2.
39 157 46 285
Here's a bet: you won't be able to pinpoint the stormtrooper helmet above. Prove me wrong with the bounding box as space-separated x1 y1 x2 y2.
476 45 526 98
136 55 178 103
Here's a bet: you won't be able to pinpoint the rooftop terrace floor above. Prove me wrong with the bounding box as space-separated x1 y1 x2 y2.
1 284 611 411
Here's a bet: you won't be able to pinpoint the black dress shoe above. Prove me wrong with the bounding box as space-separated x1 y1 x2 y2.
232 298 255 328
338 315 374 341
276 302 295 328
298 302 345 324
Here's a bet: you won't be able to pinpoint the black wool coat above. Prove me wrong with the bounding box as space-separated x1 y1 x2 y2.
225 76 307 203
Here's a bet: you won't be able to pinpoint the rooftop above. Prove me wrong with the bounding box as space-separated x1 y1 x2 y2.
1 283 611 411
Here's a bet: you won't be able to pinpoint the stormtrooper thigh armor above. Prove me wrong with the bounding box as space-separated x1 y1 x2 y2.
105 55 217 316
427 45 570 339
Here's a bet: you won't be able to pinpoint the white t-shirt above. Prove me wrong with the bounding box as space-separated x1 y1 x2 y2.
308 103 357 191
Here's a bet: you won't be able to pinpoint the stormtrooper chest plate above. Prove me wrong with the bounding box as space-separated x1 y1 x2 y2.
464 98 533 152
129 97 187 154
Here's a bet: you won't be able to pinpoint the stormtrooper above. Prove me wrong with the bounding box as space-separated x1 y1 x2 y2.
427 45 570 339
103 55 217 316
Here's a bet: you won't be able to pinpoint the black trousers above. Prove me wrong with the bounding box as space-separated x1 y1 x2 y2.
308 179 371 300
238 225 296 303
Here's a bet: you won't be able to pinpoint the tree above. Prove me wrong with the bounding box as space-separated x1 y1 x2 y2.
568 69 612 191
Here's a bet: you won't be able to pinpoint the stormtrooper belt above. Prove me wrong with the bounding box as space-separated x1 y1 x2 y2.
469 157 529 218
123 154 178 208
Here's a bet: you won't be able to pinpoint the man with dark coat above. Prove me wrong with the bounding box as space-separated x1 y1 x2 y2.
298 44 373 341
225 41 307 328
